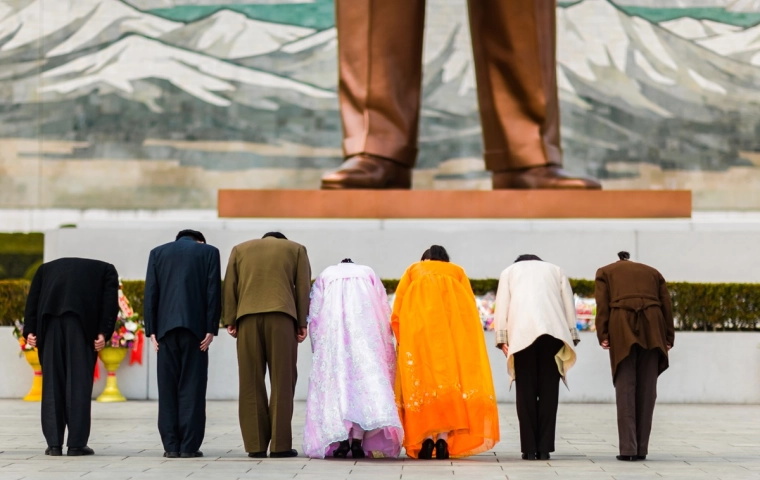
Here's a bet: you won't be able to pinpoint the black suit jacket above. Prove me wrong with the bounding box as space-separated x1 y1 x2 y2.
24 258 120 357
144 237 222 341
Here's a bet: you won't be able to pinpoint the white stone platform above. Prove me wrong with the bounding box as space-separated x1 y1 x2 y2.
33 211 760 282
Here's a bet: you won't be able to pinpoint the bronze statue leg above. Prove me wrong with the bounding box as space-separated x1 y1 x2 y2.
468 0 555 170
322 0 425 189
469 0 600 189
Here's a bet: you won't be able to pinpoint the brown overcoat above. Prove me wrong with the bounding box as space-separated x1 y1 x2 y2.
595 260 674 380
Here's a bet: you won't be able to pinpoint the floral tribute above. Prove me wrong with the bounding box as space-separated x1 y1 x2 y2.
389 291 597 331
12 320 34 354
94 281 145 379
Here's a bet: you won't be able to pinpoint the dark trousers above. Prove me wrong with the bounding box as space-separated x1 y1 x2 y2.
514 334 564 454
236 312 298 453
614 344 660 456
41 315 97 448
157 327 209 454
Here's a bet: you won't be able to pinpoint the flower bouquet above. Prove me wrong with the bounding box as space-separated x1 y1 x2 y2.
12 319 42 401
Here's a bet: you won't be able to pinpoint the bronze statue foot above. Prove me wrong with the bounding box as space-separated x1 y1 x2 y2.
492 165 602 189
321 154 412 189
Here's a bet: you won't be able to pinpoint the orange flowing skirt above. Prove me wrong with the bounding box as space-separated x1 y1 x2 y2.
393 272 500 458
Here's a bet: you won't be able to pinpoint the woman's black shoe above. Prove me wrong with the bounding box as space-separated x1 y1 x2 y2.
418 439 435 459
538 452 550 460
434 439 449 460
637 455 647 460
351 439 365 459
617 455 637 461
522 452 537 460
333 441 350 458
248 451 267 458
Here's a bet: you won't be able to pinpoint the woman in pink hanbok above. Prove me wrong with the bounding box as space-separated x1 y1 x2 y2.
303 259 403 459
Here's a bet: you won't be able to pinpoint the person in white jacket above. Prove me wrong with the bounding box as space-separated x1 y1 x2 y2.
493 255 580 461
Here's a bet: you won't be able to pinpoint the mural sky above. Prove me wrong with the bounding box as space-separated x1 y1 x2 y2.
2 0 760 209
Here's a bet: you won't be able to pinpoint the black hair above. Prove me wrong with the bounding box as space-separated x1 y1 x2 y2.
618 251 631 261
428 245 450 262
176 229 206 244
263 232 287 240
514 254 542 263
340 258 354 264
421 249 431 261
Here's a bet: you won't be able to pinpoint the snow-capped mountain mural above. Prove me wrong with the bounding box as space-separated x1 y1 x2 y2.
1 0 760 209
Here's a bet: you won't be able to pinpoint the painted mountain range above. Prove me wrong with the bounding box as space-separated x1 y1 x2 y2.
1 0 760 176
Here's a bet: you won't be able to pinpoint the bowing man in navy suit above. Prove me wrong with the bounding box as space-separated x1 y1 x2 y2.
144 230 222 459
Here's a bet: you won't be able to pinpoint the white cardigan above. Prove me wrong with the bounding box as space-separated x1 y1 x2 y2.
493 261 579 386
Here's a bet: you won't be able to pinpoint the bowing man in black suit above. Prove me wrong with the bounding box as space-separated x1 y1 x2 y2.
24 257 120 457
144 230 222 459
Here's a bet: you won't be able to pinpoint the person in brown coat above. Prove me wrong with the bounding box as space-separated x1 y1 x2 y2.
595 251 674 462
223 232 312 458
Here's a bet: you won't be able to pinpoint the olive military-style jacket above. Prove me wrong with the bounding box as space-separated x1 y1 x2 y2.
223 237 312 328
595 260 675 379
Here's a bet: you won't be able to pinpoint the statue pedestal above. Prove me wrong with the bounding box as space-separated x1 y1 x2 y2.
218 190 691 219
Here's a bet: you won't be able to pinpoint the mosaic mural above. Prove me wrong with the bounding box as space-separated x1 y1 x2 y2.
2 0 760 209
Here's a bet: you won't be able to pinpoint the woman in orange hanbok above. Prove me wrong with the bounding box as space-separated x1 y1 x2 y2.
392 245 499 459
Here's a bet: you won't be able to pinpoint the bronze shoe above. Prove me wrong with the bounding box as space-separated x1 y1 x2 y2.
321 154 412 189
492 165 601 190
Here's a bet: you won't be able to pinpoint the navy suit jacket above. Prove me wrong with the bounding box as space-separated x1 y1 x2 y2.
144 237 222 341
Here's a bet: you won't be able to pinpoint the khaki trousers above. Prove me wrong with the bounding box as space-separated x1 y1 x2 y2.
614 344 660 456
336 0 561 171
236 312 298 453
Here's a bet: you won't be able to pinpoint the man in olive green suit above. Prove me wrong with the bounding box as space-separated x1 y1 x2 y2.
223 232 312 458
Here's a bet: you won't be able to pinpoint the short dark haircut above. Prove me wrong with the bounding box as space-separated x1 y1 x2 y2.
262 232 287 240
515 254 542 263
428 245 450 262
421 249 431 261
176 229 206 243
618 251 631 261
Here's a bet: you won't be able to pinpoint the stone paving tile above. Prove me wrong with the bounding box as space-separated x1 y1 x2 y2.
1 401 759 480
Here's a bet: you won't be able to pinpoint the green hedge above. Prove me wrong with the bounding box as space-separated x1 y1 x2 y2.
2 279 758 331
0 233 44 280
0 280 29 326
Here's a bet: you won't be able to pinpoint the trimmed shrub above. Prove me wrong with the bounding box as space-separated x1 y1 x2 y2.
121 280 145 321
0 233 44 280
0 280 30 326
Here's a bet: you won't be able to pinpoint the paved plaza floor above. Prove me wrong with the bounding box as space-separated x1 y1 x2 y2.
0 400 759 480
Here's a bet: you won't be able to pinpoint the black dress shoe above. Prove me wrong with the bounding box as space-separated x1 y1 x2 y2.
180 451 203 458
538 452 550 460
434 439 449 460
270 449 298 458
333 440 350 459
45 447 62 457
248 451 267 458
617 455 637 461
637 455 647 460
67 446 94 456
350 439 365 459
522 452 537 460
163 452 179 459
418 439 435 460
